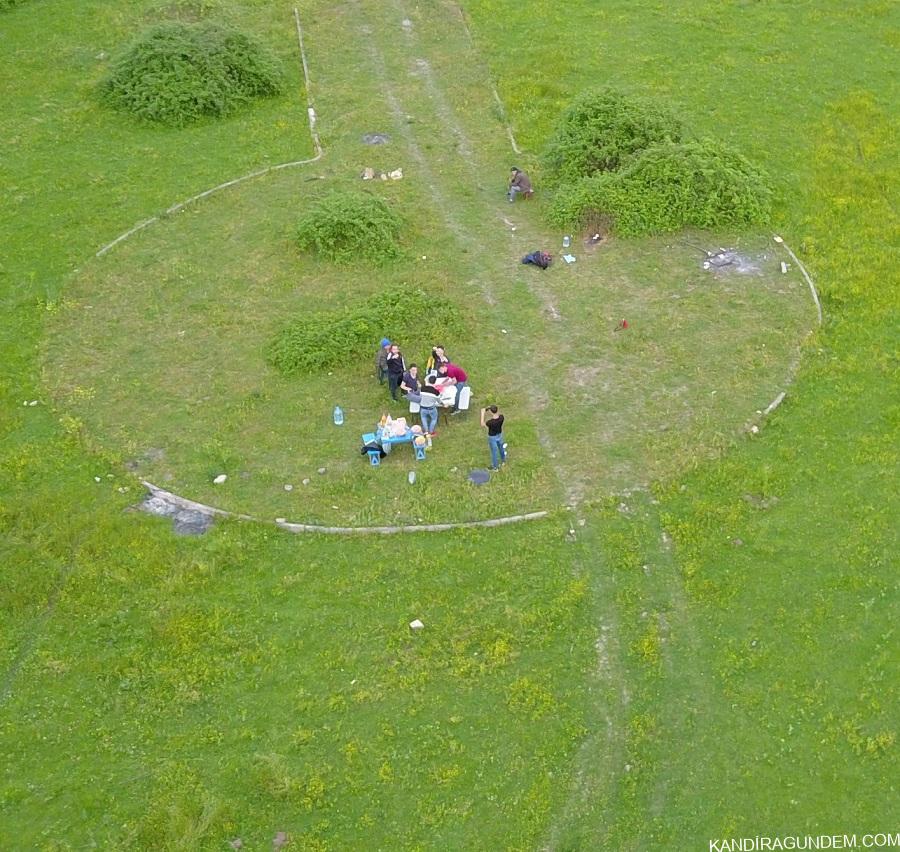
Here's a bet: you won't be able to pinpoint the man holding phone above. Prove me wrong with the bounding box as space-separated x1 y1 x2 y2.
480 405 507 470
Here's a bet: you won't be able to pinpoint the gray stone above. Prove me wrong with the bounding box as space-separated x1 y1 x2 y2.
135 492 214 536
172 510 214 536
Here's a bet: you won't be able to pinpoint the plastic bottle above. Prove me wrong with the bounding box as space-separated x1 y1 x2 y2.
333 405 344 426
563 235 571 249
408 471 416 485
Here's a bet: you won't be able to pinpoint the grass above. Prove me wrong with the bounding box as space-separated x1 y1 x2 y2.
41 0 813 523
1 0 897 848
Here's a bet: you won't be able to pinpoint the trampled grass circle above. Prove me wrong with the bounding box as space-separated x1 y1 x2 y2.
45 166 816 526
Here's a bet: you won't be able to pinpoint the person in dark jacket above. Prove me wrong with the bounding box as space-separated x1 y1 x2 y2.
507 167 532 202
375 337 391 384
386 344 406 401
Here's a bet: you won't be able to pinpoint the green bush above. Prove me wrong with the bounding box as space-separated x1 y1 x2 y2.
100 21 284 125
543 88 683 186
295 191 404 265
0 0 27 10
267 287 465 376
547 139 773 236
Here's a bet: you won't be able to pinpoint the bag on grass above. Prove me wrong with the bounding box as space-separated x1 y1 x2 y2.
522 250 552 269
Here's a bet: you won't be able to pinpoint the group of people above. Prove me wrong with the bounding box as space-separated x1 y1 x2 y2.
364 167 530 470
377 341 464 402
374 339 506 470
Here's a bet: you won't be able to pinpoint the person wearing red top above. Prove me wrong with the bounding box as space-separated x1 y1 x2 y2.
444 363 467 384
438 363 468 410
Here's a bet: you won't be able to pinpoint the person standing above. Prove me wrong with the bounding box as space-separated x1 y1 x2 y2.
426 345 450 375
507 167 532 202
481 405 507 470
386 344 406 401
375 338 391 384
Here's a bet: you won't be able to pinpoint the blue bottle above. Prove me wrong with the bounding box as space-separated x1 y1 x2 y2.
333 405 344 426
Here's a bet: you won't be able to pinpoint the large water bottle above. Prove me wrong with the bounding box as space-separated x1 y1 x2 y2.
333 405 344 426
563 235 571 249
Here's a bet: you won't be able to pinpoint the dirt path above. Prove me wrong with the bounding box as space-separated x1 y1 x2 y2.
349 0 585 503
339 1 643 839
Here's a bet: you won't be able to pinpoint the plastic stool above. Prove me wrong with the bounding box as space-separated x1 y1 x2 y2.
362 433 381 466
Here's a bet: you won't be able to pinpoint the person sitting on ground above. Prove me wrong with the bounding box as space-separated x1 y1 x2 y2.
386 344 406 401
437 362 468 410
425 345 450 376
480 404 507 470
400 363 421 397
507 167 532 203
417 377 441 436
375 337 391 384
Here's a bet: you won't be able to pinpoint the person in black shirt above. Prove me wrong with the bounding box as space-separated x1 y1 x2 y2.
386 344 406 401
400 364 421 397
480 404 507 470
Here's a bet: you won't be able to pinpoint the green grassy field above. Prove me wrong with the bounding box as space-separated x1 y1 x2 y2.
1 0 896 849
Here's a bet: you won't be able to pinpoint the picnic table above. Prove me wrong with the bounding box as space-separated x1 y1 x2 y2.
362 424 426 465
375 424 414 454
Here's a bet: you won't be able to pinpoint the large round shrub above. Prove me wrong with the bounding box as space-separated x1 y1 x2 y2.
295 191 404 265
547 139 773 236
100 21 285 125
267 287 465 375
543 88 683 186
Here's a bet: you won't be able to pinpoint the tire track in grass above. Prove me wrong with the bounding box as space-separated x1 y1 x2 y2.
358 0 585 498
351 3 482 283
0 561 74 707
539 515 631 851
386 0 563 324
542 497 718 847
639 501 716 828
349 12 631 833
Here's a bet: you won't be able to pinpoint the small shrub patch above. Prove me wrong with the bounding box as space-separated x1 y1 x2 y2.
267 287 465 375
100 21 285 125
295 191 404 265
547 139 772 235
543 88 683 186
0 0 27 10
